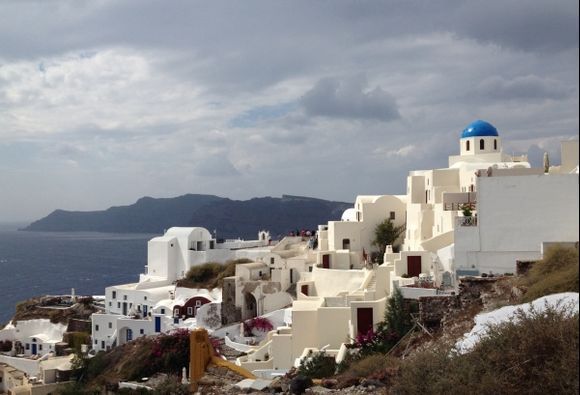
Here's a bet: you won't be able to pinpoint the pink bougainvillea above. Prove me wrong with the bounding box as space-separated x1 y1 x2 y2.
243 317 274 336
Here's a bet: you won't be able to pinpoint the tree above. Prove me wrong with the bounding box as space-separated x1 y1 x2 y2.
372 218 405 255
382 287 415 338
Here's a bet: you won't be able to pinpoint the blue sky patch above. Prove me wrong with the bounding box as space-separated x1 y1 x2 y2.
229 102 298 128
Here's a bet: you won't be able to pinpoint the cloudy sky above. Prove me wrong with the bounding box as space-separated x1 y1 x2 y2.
0 0 578 222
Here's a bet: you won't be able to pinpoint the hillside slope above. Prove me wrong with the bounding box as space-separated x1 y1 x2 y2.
23 194 352 239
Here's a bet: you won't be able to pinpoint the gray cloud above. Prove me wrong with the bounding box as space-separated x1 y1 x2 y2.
0 0 577 221
193 154 240 178
301 76 400 122
451 0 579 52
476 75 572 101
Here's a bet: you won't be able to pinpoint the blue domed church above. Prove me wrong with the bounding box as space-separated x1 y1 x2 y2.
449 120 515 166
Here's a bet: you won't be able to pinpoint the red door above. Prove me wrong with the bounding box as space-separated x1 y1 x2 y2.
322 254 330 269
407 256 422 277
357 308 373 335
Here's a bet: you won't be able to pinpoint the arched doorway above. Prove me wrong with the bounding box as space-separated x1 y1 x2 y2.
244 293 257 320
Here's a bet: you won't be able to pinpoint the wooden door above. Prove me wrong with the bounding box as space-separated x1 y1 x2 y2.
322 254 330 269
407 256 422 277
357 308 373 335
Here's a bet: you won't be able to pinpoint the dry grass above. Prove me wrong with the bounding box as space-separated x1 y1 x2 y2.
337 353 399 387
13 297 98 324
176 258 253 289
520 245 579 302
391 303 579 395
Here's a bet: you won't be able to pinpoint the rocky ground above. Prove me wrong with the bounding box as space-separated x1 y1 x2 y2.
194 365 390 394
11 295 100 324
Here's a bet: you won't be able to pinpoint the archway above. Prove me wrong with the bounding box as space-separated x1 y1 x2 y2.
244 293 257 320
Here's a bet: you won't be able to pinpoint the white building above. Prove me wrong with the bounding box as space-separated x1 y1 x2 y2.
317 195 406 270
91 227 274 352
238 121 579 375
0 319 67 358
224 237 314 323
142 227 271 284
454 140 579 273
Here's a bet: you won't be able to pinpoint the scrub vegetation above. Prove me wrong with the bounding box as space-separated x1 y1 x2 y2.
12 296 98 324
392 303 579 394
519 244 579 302
176 258 253 289
66 329 192 394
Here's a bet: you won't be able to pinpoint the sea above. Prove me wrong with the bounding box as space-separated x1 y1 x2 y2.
0 222 155 324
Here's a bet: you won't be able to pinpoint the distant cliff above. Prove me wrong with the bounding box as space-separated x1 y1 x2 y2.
23 194 352 239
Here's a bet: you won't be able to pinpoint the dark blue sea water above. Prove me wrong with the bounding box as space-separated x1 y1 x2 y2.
0 223 154 324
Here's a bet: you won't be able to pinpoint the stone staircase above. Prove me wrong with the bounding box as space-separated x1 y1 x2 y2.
365 273 377 291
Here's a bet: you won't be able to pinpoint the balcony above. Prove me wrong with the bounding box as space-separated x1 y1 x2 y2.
443 192 476 211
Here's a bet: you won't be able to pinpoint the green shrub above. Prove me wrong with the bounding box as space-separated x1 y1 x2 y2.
66 331 91 350
85 351 109 380
298 351 337 379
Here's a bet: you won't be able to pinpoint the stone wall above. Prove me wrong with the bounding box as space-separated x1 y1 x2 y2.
221 277 241 325
417 276 515 328
418 295 459 328
66 318 91 333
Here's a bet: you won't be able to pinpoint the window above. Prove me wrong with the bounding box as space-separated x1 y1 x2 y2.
108 322 112 329
39 344 43 351
187 307 194 315
160 308 165 315
140 329 144 334
109 302 112 307
95 325 99 331
117 302 120 308
112 291 117 299
389 211 396 220
174 308 180 317
466 140 470 151
26 343 30 350
195 300 202 307
270 257 275 265
342 238 350 249
494 139 497 150
480 139 485 150
123 295 127 300
144 296 147 301
94 339 98 345
101 341 105 349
